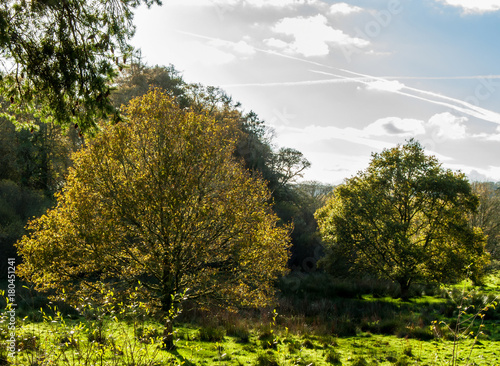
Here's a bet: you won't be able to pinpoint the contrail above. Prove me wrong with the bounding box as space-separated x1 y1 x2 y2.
177 29 500 124
316 69 500 124
382 75 500 80
222 75 500 88
309 70 499 121
220 78 372 88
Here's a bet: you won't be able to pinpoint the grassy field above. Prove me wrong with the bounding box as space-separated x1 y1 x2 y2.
1 272 499 365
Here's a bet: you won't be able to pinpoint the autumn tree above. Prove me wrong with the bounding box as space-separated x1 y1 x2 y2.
110 64 316 265
16 89 291 348
0 0 161 133
316 140 489 299
110 64 313 198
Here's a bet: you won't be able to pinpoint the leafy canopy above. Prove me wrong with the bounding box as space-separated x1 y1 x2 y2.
17 89 291 316
0 0 160 133
316 140 489 297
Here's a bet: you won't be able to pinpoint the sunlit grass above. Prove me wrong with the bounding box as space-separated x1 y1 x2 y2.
1 271 499 365
3 313 500 365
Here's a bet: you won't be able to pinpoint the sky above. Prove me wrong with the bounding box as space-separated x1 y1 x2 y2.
131 0 500 184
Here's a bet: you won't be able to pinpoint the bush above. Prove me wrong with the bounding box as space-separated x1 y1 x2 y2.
58 333 79 348
225 323 251 343
378 319 400 335
398 326 434 341
333 319 357 337
198 325 225 342
402 343 413 357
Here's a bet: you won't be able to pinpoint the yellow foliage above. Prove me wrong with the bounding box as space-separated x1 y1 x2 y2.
16 89 291 313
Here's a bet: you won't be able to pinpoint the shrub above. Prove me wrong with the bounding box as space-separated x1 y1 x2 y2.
333 319 357 337
398 326 434 341
198 325 225 342
402 343 413 357
378 319 400 335
258 326 280 350
225 323 251 343
322 335 339 348
258 332 277 350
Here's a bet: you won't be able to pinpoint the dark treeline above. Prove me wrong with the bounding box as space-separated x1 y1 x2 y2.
0 62 333 277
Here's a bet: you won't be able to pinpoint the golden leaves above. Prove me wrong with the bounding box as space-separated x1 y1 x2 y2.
16 89 290 311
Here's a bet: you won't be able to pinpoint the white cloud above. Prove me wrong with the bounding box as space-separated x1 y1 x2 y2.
364 117 426 137
263 38 289 49
484 125 500 141
365 80 405 93
134 33 237 70
442 164 500 182
437 0 500 13
167 0 319 7
329 2 364 15
209 39 256 56
271 14 369 57
243 0 320 7
272 113 486 183
234 40 255 55
275 124 389 151
427 112 468 140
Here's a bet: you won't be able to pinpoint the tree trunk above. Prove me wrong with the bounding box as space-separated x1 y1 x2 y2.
162 318 174 350
399 278 411 301
162 258 175 349
161 285 175 349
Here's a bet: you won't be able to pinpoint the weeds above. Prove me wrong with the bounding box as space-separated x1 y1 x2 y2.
431 275 499 365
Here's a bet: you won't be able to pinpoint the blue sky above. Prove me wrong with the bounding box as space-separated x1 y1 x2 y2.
131 0 500 184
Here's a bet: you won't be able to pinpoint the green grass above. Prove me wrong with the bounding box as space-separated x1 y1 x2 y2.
2 313 499 365
1 272 499 365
